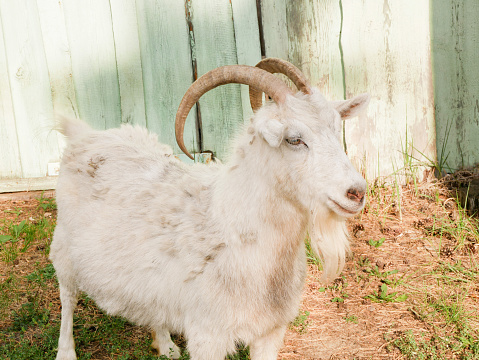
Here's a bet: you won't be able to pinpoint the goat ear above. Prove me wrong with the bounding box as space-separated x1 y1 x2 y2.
332 93 370 120
258 119 285 148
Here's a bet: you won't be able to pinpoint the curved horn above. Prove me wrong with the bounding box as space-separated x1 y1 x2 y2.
249 58 312 111
176 65 294 159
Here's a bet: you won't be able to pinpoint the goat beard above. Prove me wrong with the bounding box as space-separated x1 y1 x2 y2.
308 207 350 283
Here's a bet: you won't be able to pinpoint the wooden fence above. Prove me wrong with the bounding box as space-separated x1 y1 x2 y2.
0 0 478 192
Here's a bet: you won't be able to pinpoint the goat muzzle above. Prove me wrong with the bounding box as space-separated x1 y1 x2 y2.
346 188 365 203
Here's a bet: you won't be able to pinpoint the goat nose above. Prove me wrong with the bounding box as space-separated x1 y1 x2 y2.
347 188 365 203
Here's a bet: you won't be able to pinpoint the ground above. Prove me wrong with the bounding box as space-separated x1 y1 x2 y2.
0 177 478 360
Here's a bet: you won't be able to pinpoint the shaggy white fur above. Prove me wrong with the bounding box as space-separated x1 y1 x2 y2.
50 88 369 360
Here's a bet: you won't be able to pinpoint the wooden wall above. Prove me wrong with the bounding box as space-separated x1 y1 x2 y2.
0 0 478 191
431 0 479 172
0 0 260 191
260 0 436 179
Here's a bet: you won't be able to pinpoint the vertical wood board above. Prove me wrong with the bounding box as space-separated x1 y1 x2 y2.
230 0 262 122
36 0 78 119
0 12 22 178
339 0 436 179
62 0 121 129
110 0 147 127
286 0 344 100
0 0 61 178
36 0 77 155
189 0 243 158
260 0 289 60
136 0 197 154
431 0 479 171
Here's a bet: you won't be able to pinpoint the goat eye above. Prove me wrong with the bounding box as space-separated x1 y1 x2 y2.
286 138 306 147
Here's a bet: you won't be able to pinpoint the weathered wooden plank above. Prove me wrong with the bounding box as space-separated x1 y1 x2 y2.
230 0 262 123
36 0 76 156
62 0 121 129
189 0 243 158
285 0 344 99
0 176 57 193
341 0 436 180
136 0 197 154
260 0 289 60
109 0 147 127
258 0 344 103
36 0 78 119
0 13 22 179
0 0 61 179
431 0 479 171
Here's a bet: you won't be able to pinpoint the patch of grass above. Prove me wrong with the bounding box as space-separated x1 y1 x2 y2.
26 263 56 286
368 237 385 248
393 262 479 359
10 301 51 332
290 310 310 333
319 276 351 304
227 346 250 360
365 283 408 303
0 218 55 263
3 207 22 217
37 192 57 211
0 323 60 360
435 260 479 282
305 236 321 266
394 324 479 360
343 314 358 324
392 330 449 360
0 274 20 317
426 212 478 251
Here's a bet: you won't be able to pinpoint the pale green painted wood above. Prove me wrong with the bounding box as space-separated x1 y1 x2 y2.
341 0 436 179
260 0 289 60
230 0 262 123
0 0 61 179
62 0 121 129
189 0 243 159
260 0 343 98
36 0 78 119
0 13 22 179
36 0 77 155
110 0 147 127
432 0 479 171
136 0 197 154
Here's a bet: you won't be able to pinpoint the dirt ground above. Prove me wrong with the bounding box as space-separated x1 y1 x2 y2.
0 178 478 359
279 177 479 359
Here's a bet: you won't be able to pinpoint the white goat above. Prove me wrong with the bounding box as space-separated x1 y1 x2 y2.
50 58 369 360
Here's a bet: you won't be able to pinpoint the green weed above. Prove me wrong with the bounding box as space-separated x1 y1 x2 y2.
0 218 55 263
290 310 310 333
37 192 57 211
4 207 22 216
0 274 20 317
305 236 321 266
365 284 408 303
393 331 449 360
368 237 385 248
343 314 358 324
10 301 51 332
26 263 57 286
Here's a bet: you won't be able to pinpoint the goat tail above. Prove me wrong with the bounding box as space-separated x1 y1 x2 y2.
55 114 92 138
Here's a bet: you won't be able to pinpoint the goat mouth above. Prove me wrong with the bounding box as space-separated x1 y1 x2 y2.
328 198 362 217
